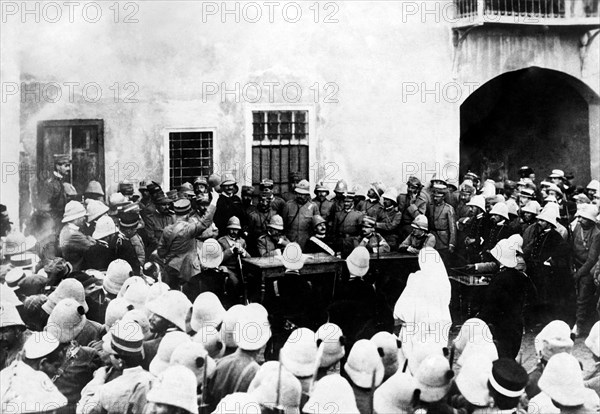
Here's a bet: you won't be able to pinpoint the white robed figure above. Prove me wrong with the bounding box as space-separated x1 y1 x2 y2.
393 247 452 364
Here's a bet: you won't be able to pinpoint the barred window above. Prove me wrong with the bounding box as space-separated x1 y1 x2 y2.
252 110 309 195
169 131 213 189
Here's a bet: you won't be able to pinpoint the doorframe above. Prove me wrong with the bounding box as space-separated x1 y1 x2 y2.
36 119 105 192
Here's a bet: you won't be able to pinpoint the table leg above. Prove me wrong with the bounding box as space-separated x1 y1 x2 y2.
260 273 266 303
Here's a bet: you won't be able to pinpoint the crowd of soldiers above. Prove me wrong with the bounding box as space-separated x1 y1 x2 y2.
0 153 599 413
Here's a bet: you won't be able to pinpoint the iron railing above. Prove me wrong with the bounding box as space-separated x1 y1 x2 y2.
453 0 599 27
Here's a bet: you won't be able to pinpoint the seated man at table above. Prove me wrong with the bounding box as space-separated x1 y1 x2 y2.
304 215 336 256
343 216 390 257
256 215 291 257
398 214 436 254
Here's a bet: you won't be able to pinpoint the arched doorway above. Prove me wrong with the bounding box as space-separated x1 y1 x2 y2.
460 67 599 186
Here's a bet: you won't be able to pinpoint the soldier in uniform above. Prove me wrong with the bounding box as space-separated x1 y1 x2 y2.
312 181 334 220
282 180 318 249
59 201 98 271
426 184 456 263
304 215 335 255
481 202 515 260
256 215 290 257
138 179 152 210
259 179 286 215
144 193 175 256
457 194 486 264
329 180 349 221
193 176 209 198
397 176 429 239
157 194 218 290
455 181 476 222
345 216 390 257
332 191 364 256
519 200 541 235
374 188 402 250
40 153 71 232
214 174 245 238
217 216 250 276
84 215 140 274
523 207 570 327
398 215 436 254
357 182 385 220
571 204 600 337
119 209 145 269
282 171 302 202
241 186 257 218
245 190 278 256
189 178 219 242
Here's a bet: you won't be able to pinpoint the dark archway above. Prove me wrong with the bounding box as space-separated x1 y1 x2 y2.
460 67 598 185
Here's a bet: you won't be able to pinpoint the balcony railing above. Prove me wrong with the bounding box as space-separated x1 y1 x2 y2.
453 0 600 28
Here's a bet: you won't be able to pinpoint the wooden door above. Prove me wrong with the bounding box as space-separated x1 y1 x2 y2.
37 120 105 200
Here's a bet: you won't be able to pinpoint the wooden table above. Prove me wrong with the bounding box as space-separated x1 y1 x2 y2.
242 253 345 302
369 252 420 262
449 272 491 324
369 252 420 310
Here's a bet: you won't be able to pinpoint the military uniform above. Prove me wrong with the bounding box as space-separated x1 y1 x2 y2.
282 199 318 249
332 209 364 253
398 233 436 252
356 199 384 221
397 192 428 238
270 195 287 216
481 221 515 259
83 232 140 274
572 221 600 331
59 223 96 271
157 204 216 282
53 344 103 409
144 210 175 254
478 267 529 358
312 197 334 221
206 349 260 412
246 208 277 255
214 194 245 238
523 224 570 324
256 233 290 257
40 172 68 227
217 235 248 272
426 202 456 252
375 207 403 250
128 233 146 268
304 235 336 255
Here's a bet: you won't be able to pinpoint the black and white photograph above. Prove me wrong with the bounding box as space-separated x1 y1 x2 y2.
1 0 600 413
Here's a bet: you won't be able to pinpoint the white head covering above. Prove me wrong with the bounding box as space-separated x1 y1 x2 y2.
394 248 451 349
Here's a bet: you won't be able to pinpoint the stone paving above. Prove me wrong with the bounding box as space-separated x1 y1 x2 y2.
518 330 597 376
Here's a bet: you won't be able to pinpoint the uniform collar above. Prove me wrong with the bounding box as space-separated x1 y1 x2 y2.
54 171 63 179
224 236 238 246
